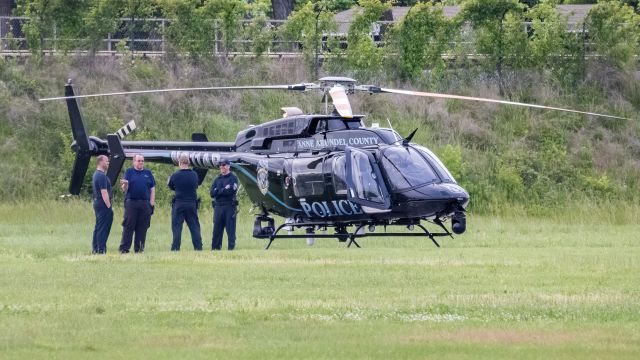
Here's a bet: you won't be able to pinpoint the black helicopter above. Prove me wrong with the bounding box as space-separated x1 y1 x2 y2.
41 76 626 249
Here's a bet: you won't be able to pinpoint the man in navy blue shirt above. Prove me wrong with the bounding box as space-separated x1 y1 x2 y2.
210 159 238 250
119 154 156 253
92 155 113 254
168 153 202 251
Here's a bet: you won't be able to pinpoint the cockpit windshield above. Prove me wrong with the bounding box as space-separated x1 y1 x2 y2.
413 145 456 183
381 147 440 190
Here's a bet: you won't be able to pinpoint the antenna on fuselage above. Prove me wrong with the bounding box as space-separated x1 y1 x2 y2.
387 118 402 142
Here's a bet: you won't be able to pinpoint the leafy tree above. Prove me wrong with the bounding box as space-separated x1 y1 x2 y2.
161 0 215 59
121 0 158 56
162 0 246 59
387 1 454 80
83 1 124 53
345 0 390 77
202 0 247 58
528 1 583 84
16 0 88 57
283 1 337 75
459 0 527 95
246 1 275 57
585 0 640 68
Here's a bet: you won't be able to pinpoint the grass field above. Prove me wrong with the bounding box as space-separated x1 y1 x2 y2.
1 201 639 359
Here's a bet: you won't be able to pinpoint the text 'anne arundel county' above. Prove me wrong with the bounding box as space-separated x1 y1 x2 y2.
296 136 379 150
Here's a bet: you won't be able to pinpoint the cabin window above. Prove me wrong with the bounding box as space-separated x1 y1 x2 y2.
332 156 347 195
292 158 324 197
350 151 385 204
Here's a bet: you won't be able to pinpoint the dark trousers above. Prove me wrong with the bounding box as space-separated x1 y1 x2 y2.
212 205 236 250
119 200 152 253
92 202 113 254
171 200 202 251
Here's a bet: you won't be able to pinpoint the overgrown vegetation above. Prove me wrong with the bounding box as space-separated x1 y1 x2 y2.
1 0 638 216
0 55 638 216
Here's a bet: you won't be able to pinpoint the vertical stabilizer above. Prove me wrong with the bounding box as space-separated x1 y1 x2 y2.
65 80 93 195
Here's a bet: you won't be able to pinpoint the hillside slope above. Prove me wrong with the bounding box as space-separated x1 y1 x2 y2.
0 57 638 215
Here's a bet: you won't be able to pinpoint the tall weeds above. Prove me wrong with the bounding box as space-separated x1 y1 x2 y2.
0 56 638 218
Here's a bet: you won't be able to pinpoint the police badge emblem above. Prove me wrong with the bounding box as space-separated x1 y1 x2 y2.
257 160 269 195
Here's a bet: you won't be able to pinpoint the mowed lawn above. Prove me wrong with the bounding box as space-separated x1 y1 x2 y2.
0 201 639 359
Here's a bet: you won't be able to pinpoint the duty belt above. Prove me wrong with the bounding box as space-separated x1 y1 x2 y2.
215 201 236 206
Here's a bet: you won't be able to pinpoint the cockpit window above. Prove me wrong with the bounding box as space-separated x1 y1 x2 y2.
413 145 456 183
381 147 440 190
351 151 386 204
332 156 348 195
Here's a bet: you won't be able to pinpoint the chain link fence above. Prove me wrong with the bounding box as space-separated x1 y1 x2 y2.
0 16 594 58
0 16 316 56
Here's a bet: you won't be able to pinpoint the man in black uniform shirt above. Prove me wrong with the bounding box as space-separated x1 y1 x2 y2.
119 154 156 253
92 155 113 254
210 159 238 250
168 153 202 251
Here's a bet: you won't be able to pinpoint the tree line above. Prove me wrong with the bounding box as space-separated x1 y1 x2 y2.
12 0 640 86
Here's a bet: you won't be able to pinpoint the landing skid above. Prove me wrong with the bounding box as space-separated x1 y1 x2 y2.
256 218 454 250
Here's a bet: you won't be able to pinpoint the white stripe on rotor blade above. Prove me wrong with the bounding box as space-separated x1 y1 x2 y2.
380 88 628 120
39 85 293 101
329 87 353 118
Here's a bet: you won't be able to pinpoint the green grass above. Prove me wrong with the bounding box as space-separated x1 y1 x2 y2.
1 201 639 358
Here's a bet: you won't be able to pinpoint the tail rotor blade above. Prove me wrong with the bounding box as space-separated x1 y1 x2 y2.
328 86 353 118
376 87 629 120
69 153 91 195
116 120 137 139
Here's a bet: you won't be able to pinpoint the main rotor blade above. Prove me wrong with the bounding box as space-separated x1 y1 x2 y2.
328 86 353 118
377 88 629 120
40 84 311 102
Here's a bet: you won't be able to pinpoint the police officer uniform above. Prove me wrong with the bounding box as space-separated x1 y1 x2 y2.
210 159 238 250
168 167 202 251
92 168 113 254
119 167 155 253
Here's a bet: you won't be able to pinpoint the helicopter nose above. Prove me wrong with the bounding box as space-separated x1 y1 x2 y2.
440 183 469 208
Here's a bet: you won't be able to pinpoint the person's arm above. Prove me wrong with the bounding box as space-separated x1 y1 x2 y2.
150 187 156 206
101 189 111 208
222 176 239 195
167 174 175 190
210 179 218 198
121 170 129 192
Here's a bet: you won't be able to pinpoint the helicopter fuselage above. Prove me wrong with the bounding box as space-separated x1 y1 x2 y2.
115 115 469 232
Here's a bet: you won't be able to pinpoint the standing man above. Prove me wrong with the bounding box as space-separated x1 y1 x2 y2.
168 153 202 251
119 154 156 253
92 155 113 254
210 159 238 251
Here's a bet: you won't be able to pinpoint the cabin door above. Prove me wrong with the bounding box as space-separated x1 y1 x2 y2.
345 147 391 210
